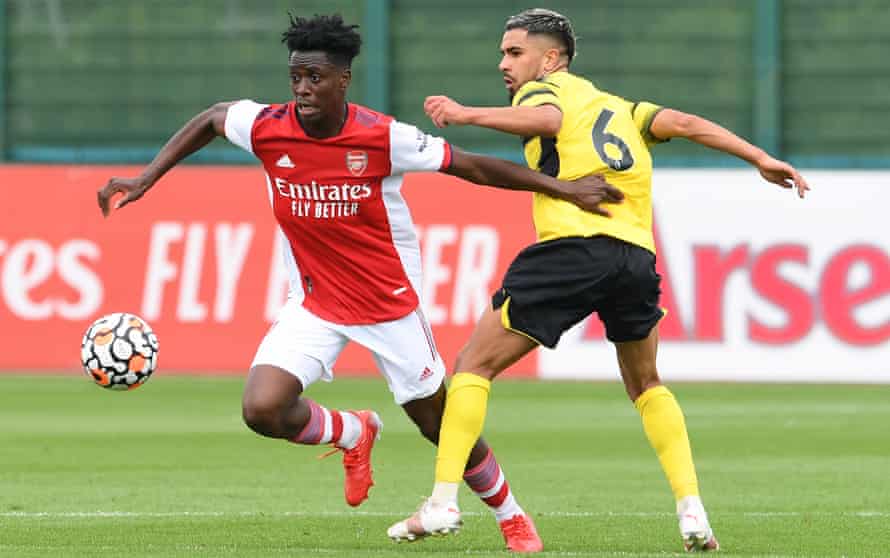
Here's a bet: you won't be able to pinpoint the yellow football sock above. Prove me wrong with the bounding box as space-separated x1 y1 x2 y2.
635 385 700 500
434 372 491 483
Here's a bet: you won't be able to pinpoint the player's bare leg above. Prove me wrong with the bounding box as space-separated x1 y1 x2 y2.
400 384 492 470
242 364 382 507
615 328 719 552
398 383 542 551
389 307 543 552
242 364 311 438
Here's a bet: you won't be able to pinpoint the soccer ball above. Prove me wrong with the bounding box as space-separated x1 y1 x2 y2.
80 313 159 390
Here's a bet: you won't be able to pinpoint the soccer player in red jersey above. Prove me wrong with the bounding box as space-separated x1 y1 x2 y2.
97 14 621 552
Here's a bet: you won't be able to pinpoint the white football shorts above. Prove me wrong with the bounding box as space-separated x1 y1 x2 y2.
252 297 446 405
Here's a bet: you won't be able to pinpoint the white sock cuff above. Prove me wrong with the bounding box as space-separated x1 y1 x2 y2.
337 412 362 449
431 482 459 505
676 495 704 515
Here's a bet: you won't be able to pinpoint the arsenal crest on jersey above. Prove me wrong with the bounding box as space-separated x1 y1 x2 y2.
346 151 368 176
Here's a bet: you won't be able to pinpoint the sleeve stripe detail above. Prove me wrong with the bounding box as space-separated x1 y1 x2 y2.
257 104 288 121
641 107 666 144
439 142 453 171
224 100 267 155
516 89 559 106
389 120 450 174
534 78 560 88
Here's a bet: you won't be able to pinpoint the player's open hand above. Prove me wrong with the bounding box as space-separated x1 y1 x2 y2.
97 177 151 217
424 96 469 128
564 174 624 217
756 155 810 198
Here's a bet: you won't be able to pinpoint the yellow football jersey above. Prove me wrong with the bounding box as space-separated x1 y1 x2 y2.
512 71 665 253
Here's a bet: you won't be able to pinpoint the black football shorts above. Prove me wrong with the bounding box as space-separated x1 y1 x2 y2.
491 235 664 347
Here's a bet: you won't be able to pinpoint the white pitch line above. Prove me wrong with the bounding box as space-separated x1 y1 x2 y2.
1 510 888 519
0 548 802 558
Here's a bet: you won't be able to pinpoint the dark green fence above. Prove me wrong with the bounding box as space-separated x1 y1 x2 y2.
1 0 888 167
783 0 890 166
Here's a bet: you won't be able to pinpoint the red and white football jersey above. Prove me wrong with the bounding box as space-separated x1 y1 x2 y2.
225 100 452 325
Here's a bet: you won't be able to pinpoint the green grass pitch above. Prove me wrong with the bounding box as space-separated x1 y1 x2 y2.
1 374 888 557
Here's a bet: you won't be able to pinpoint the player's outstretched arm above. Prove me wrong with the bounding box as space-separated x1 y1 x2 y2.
424 95 561 137
444 148 623 217
97 102 235 216
650 108 810 198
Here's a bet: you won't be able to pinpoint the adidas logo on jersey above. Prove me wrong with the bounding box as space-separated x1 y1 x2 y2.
276 154 296 168
419 367 434 381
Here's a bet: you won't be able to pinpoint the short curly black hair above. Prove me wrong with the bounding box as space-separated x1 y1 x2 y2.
505 8 576 63
281 13 362 68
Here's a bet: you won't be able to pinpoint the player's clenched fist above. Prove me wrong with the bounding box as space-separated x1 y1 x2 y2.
424 95 469 128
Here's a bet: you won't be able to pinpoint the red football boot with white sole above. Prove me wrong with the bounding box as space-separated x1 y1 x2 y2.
320 410 382 507
499 514 544 553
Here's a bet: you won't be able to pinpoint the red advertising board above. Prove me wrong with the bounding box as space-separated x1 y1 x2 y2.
3 166 887 382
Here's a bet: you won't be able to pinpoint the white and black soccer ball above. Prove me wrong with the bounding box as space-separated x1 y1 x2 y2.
80 313 159 390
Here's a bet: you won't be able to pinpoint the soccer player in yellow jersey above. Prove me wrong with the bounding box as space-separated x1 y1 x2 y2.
388 8 811 553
